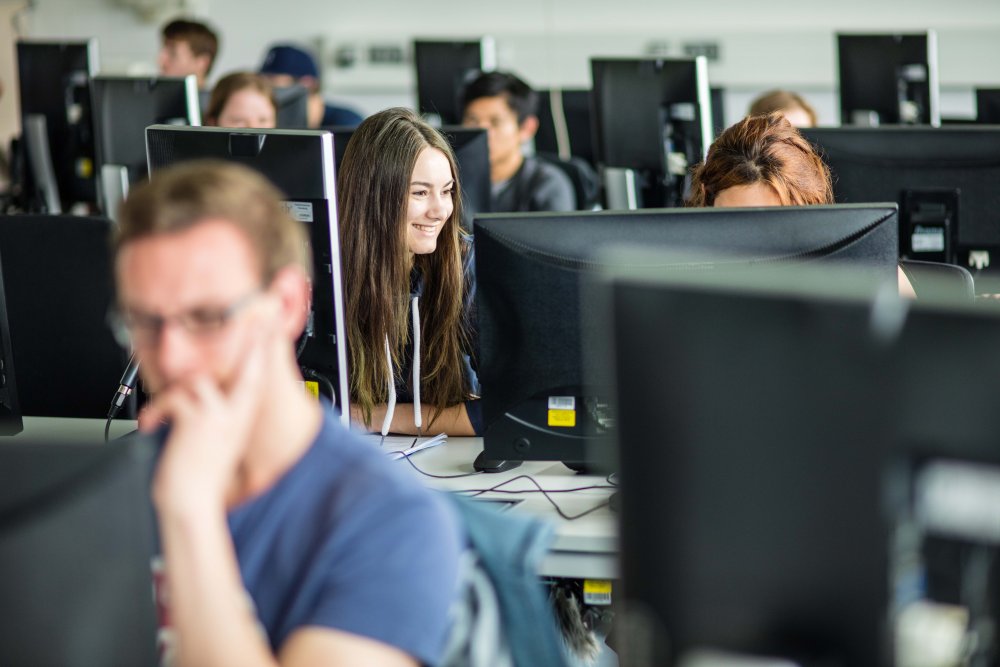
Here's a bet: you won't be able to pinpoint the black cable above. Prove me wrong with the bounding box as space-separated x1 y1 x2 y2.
300 367 335 402
453 484 617 495
605 472 619 487
456 472 611 521
104 417 112 443
395 437 486 479
391 437 611 520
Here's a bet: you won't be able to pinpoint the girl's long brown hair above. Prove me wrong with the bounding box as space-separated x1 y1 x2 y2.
687 112 833 207
338 107 473 424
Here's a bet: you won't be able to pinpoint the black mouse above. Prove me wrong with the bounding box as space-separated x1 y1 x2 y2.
473 450 522 473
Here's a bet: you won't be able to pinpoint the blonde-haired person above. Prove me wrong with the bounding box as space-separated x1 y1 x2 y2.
688 112 914 296
338 107 480 436
206 71 276 129
748 89 818 128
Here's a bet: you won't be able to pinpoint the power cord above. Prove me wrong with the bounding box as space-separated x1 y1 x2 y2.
455 474 614 521
393 439 613 520
396 435 486 479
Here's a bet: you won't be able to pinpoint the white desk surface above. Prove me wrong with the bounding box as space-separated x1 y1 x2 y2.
11 418 619 580
377 435 619 580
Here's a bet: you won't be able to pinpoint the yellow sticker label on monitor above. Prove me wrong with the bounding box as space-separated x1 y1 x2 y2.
583 579 613 605
304 381 320 399
548 409 576 427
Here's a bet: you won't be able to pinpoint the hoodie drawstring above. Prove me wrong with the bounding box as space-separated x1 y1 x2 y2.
381 295 422 441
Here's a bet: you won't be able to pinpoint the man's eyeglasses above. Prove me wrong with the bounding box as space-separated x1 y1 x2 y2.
108 291 261 348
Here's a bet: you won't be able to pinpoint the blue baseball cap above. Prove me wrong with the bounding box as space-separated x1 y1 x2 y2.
259 44 319 79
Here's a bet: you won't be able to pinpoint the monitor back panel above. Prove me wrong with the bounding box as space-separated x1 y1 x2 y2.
0 215 124 418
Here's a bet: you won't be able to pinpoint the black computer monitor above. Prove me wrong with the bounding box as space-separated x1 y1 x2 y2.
710 86 726 135
803 126 1000 272
534 88 595 166
474 204 899 470
891 296 1000 629
145 126 349 424
0 215 126 419
91 75 201 214
837 32 940 127
0 435 158 665
413 38 495 125
590 57 713 207
327 125 491 229
15 39 99 213
603 264 893 665
274 84 310 129
975 88 1000 124
0 251 21 435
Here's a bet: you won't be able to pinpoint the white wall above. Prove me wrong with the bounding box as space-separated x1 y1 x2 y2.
0 1 30 148
17 0 1000 125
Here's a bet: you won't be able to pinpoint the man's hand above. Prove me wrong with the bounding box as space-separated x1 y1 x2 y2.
143 326 271 512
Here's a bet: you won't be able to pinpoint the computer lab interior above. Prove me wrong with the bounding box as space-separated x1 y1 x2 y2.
2 1 1000 665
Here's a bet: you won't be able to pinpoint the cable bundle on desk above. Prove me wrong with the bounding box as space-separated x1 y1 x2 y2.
394 441 615 521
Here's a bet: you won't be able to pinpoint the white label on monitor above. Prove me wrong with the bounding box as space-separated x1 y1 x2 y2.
912 227 945 252
282 201 314 223
548 396 575 410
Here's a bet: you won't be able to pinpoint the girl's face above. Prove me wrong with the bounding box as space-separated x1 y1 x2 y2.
217 88 276 129
405 147 454 256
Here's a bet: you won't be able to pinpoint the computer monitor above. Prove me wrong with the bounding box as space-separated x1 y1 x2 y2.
0 251 21 435
710 86 726 135
602 263 893 665
0 215 126 419
590 57 713 208
145 125 349 425
91 75 201 216
802 126 1000 272
0 435 158 665
15 39 100 213
474 204 899 471
274 84 310 129
891 296 1000 634
327 125 491 229
975 88 1000 124
413 38 496 125
534 88 595 166
606 262 1000 664
837 32 940 127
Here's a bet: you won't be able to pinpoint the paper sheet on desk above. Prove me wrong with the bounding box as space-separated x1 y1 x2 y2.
360 433 448 460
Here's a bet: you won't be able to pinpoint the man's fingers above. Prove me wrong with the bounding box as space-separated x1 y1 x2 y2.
138 386 198 432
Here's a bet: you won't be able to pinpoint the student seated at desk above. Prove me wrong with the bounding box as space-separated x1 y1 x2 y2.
113 161 462 666
158 18 219 91
259 44 364 128
338 108 482 436
748 89 818 128
461 71 575 213
687 112 914 296
206 71 277 129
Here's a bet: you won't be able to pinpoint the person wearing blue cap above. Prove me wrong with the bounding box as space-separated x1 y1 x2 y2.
259 44 364 128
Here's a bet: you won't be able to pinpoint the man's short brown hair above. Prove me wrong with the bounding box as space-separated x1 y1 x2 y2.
114 160 310 285
162 18 220 75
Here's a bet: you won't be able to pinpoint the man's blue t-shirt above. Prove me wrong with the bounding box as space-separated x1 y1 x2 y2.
160 408 464 664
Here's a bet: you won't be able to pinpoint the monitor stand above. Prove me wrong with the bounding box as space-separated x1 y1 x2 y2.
23 114 62 214
472 450 521 474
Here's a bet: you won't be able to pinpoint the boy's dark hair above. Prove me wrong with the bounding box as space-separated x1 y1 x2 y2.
162 18 220 75
460 71 538 124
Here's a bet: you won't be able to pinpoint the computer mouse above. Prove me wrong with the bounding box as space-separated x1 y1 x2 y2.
473 450 522 473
